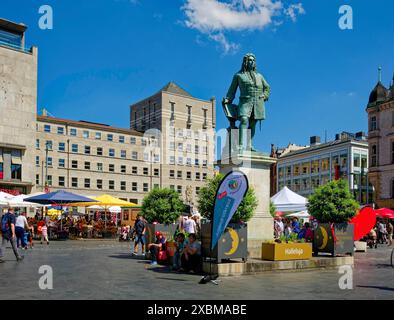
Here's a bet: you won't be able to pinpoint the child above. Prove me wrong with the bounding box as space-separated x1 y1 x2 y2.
173 233 186 271
41 223 49 245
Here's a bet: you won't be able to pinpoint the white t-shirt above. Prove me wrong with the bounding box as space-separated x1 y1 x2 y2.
184 218 196 234
15 215 28 228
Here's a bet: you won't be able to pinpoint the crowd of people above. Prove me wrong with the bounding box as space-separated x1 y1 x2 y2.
366 219 393 248
130 214 203 273
274 216 314 242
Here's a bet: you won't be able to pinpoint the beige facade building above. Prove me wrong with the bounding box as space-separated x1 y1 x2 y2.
0 18 216 206
366 71 394 209
0 19 37 195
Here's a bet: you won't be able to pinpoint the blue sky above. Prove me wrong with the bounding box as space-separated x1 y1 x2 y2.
2 0 393 153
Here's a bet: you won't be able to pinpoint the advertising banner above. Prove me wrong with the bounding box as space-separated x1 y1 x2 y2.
211 171 248 250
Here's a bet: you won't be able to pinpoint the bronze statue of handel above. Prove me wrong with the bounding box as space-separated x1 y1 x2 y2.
222 53 270 151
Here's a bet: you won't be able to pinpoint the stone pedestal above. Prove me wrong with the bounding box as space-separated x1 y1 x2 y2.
219 151 276 259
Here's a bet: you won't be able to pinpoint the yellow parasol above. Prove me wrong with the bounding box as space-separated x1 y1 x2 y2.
70 194 137 228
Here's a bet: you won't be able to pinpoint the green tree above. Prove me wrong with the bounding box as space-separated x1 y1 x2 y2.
307 179 359 223
197 173 258 223
141 188 186 224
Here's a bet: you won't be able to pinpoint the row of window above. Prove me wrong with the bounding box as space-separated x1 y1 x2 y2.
169 170 208 181
41 124 148 145
36 175 201 195
369 112 394 132
169 142 208 154
36 140 160 161
168 127 209 141
169 156 208 167
0 163 22 180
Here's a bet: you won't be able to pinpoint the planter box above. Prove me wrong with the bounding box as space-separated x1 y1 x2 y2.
201 223 247 263
261 243 312 261
313 223 354 256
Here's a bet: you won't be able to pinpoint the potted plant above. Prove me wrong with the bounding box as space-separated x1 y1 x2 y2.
141 188 186 248
197 173 258 263
307 179 358 256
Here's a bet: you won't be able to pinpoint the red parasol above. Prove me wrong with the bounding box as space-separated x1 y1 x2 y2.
375 208 394 219
349 207 376 241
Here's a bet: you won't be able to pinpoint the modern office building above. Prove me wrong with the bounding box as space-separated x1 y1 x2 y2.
0 18 37 195
0 18 216 206
276 132 371 204
366 70 394 209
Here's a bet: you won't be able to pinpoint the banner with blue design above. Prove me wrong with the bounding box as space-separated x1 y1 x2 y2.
211 171 249 250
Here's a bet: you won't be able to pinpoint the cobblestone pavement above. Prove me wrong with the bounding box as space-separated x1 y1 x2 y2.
0 240 393 300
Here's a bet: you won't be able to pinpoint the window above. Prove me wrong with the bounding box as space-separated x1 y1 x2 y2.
177 129 183 138
59 159 65 168
169 156 175 165
202 160 207 168
187 105 192 123
170 142 175 150
195 145 199 154
143 183 149 192
203 109 208 127
44 125 51 133
57 127 64 135
142 138 147 146
130 137 136 145
178 143 183 152
203 173 207 180
97 163 103 171
97 180 103 189
47 157 53 167
311 160 319 174
178 157 183 165
195 172 201 180
177 185 182 194
72 144 78 153
353 154 361 168
331 155 339 172
84 178 90 188
36 156 40 167
72 160 78 169
170 102 175 121
107 134 113 141
170 170 175 178
97 147 103 156
371 145 377 167
195 159 200 166
361 154 368 169
196 187 200 194
187 144 192 153
194 131 200 140
109 164 115 172
121 150 126 158
84 162 90 170
83 130 89 139
95 132 101 140
132 151 138 160
132 182 137 192
132 166 138 174
119 136 125 143
58 142 65 152
85 146 91 155
370 116 377 131
36 174 40 185
320 158 330 171
47 175 53 186
154 154 160 163
70 128 77 136
187 171 191 179
72 177 78 188
154 168 159 176
121 165 126 173
36 139 40 149
109 180 115 190
170 185 175 190
143 167 149 175
187 130 192 139
186 158 192 166
109 149 115 157
177 171 182 179
144 153 149 162
46 141 53 150
302 162 310 175
121 181 126 191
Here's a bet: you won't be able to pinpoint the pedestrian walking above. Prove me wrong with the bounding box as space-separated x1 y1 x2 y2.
132 215 146 255
0 208 23 262
40 222 49 245
387 221 393 246
15 212 29 249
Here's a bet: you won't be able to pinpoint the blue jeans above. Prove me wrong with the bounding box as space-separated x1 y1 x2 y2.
15 226 27 248
173 251 182 269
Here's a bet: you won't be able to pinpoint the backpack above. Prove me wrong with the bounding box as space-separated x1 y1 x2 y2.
1 214 9 234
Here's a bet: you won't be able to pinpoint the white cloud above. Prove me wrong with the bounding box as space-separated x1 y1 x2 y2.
181 0 305 53
284 3 305 22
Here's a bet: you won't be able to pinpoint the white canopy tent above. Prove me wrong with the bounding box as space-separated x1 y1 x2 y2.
287 211 310 218
87 205 122 213
271 186 308 212
7 194 43 208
